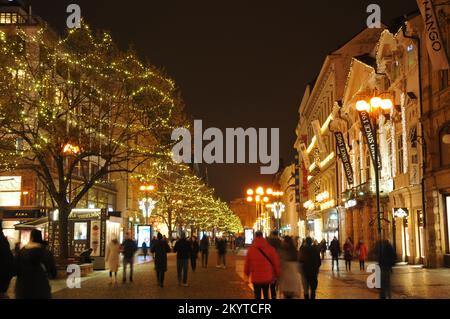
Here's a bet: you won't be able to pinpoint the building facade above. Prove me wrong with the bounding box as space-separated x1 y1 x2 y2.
294 27 384 246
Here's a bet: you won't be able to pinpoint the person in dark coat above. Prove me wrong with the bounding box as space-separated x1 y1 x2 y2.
121 232 138 283
298 237 321 300
189 236 199 272
141 241 148 260
14 229 57 299
375 239 396 299
319 239 327 260
200 235 209 268
329 237 341 272
173 232 192 286
267 230 282 299
216 237 227 269
0 221 14 299
150 233 171 287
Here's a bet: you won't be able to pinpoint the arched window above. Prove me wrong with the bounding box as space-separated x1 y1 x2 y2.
440 122 450 167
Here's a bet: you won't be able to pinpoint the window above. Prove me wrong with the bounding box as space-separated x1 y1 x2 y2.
397 136 405 174
0 12 26 24
0 176 22 206
440 123 450 167
365 151 371 183
74 222 88 240
407 44 415 68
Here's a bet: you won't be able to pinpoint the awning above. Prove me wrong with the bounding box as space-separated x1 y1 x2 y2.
14 217 48 230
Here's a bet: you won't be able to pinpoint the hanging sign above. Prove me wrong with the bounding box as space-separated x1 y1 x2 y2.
334 132 354 185
416 0 450 71
358 110 381 169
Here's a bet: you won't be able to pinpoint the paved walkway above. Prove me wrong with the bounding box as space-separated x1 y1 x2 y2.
51 251 251 299
5 250 450 299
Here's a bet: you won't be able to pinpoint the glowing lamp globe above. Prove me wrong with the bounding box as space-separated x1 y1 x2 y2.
356 100 369 112
381 98 393 110
370 97 383 109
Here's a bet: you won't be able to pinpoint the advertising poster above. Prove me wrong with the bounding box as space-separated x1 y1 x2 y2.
137 225 151 248
244 228 254 245
90 220 101 257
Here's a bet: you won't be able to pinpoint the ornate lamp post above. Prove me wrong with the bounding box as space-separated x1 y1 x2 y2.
270 201 285 232
246 187 271 233
355 92 393 299
139 184 155 225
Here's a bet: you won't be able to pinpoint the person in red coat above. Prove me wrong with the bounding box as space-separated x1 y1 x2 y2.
356 240 368 271
244 231 281 299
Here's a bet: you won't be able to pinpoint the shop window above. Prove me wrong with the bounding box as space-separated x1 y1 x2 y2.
74 222 88 240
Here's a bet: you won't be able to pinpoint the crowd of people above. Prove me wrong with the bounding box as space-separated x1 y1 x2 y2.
1 218 396 299
244 231 396 299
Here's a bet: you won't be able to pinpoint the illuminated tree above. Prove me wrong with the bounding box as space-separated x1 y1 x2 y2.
0 25 182 259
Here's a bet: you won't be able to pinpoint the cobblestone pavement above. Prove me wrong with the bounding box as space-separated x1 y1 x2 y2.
51 251 253 299
318 258 450 299
6 250 450 299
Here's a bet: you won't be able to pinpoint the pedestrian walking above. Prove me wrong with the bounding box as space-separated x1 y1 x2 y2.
105 238 120 285
190 235 199 272
200 235 209 268
343 238 354 272
267 230 282 299
142 241 148 260
244 231 281 300
279 236 302 299
151 233 171 287
14 229 57 299
298 237 321 300
319 239 327 260
375 239 396 299
121 232 138 283
173 232 191 286
329 237 341 272
0 222 14 299
356 240 368 271
216 237 227 269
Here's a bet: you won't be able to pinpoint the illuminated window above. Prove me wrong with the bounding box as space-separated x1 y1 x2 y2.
74 222 88 240
0 12 26 24
0 176 22 206
397 136 404 174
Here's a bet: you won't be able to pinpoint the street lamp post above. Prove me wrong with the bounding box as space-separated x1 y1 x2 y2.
355 92 393 299
246 187 271 233
139 184 155 225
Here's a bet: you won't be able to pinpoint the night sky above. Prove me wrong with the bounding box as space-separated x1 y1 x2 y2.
26 0 418 202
